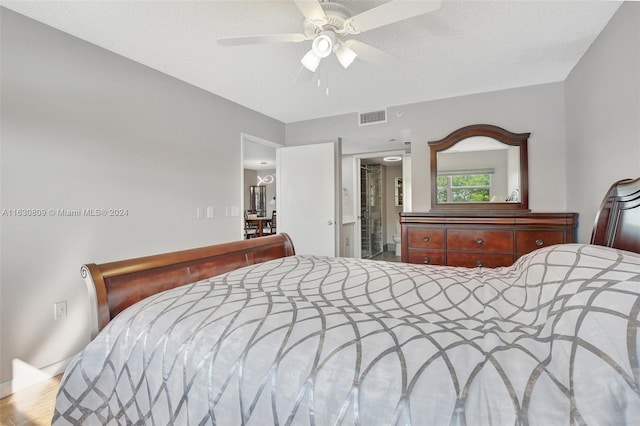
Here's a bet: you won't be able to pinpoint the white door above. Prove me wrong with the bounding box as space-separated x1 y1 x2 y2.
277 141 341 257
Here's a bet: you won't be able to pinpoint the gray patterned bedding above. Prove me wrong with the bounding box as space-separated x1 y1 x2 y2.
53 244 640 425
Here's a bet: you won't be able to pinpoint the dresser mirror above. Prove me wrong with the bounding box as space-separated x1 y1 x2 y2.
429 124 530 211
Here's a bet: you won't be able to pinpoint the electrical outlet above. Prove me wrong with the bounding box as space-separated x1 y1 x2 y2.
54 301 67 320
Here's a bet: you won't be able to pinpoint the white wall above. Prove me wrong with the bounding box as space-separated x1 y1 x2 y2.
565 1 640 243
0 9 284 393
287 82 568 213
385 165 403 246
341 154 356 257
341 155 355 221
244 169 258 212
341 223 355 258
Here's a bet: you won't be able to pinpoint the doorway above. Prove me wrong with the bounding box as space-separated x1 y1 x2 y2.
350 150 407 260
241 134 342 256
241 133 282 240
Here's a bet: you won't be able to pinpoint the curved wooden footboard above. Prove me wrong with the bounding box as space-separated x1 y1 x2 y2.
81 233 295 339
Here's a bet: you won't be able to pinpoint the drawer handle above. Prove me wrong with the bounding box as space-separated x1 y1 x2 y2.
475 238 484 245
423 257 430 264
475 260 483 267
535 239 544 246
423 236 430 243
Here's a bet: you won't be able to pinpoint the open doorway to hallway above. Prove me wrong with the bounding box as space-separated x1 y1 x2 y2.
241 135 342 257
241 134 281 240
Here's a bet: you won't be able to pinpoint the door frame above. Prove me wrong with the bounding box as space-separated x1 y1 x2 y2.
240 133 283 240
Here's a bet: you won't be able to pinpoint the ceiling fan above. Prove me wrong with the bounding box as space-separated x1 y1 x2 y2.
218 0 442 72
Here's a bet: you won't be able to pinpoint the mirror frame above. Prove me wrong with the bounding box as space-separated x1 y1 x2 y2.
429 124 530 211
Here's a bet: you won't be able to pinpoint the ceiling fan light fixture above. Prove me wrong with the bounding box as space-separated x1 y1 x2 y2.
301 49 321 72
335 43 357 69
219 0 443 76
311 31 335 58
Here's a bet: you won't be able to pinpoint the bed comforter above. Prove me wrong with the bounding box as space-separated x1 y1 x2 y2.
53 244 640 425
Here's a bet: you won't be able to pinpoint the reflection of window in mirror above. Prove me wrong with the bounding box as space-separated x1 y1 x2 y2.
436 138 518 203
436 171 492 203
394 177 403 206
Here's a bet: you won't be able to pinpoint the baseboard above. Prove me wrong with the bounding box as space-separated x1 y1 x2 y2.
0 356 73 399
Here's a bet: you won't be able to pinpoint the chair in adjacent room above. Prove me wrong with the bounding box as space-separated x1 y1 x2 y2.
265 210 277 235
244 210 257 239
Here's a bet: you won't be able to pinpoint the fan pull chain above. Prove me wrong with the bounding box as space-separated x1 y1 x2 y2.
325 73 330 96
315 69 330 96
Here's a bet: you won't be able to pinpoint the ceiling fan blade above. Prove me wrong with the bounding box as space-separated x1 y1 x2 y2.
346 0 441 34
218 33 308 46
345 40 398 68
293 0 327 21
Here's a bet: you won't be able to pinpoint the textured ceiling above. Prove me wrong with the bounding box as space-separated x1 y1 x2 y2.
1 0 622 125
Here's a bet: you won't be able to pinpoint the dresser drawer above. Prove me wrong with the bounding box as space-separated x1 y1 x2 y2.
516 230 566 254
447 252 514 268
401 212 577 268
447 229 514 252
407 227 445 249
407 249 446 266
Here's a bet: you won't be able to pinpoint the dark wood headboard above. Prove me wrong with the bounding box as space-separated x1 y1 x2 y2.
82 233 295 339
591 177 640 254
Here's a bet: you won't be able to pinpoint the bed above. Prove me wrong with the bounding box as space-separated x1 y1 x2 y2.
53 178 640 425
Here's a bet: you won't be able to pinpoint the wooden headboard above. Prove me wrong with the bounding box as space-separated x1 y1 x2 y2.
591 177 640 254
82 233 295 339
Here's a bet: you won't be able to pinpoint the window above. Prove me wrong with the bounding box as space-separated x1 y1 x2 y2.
437 172 492 203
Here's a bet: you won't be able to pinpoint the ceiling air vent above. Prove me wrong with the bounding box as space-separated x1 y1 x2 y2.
358 109 387 126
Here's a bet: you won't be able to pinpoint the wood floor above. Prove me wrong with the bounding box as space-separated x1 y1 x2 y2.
0 375 61 426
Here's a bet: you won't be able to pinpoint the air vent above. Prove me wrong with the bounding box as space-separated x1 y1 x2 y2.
358 109 387 126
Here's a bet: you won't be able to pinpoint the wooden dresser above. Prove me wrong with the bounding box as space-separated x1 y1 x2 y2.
400 212 578 267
